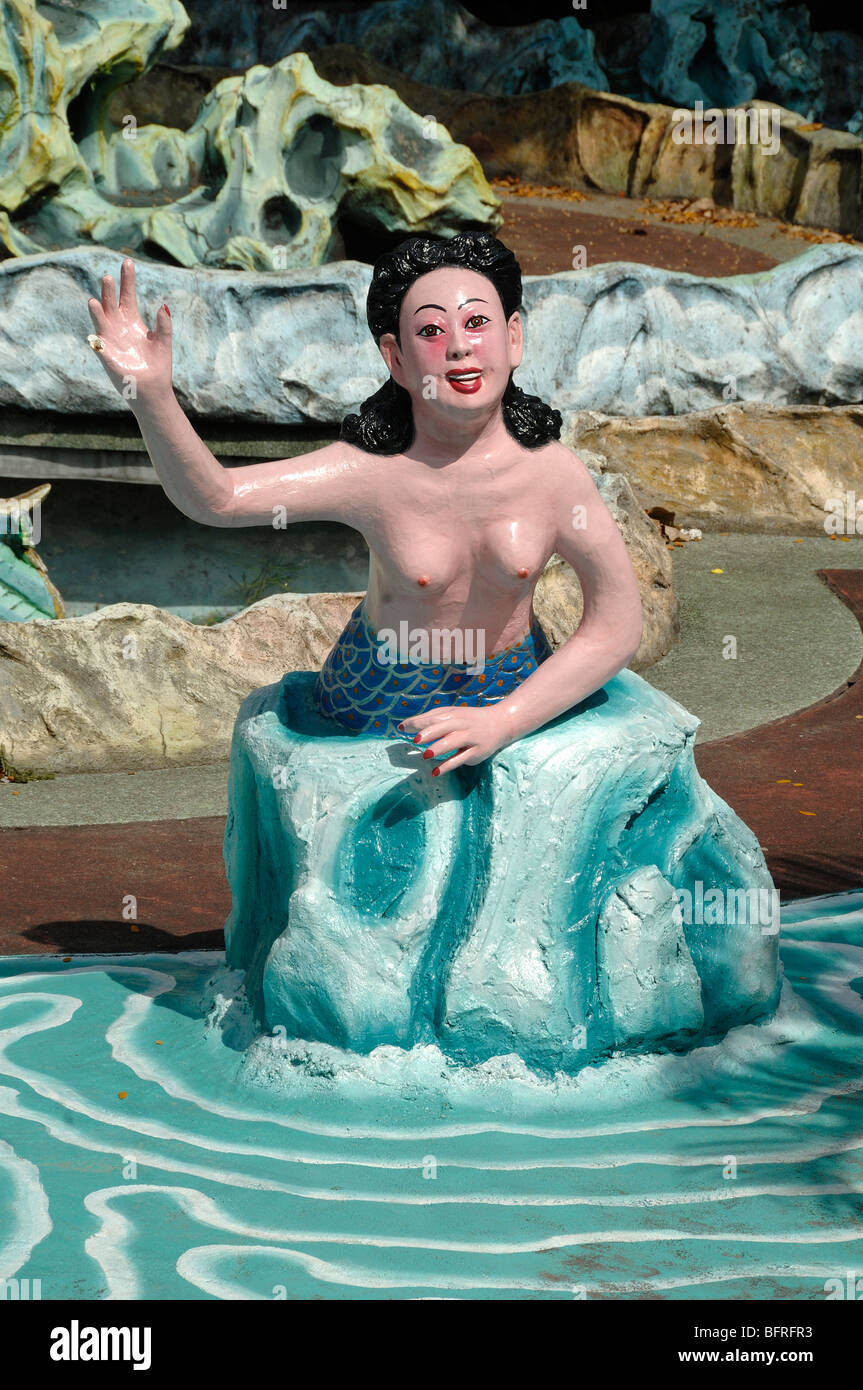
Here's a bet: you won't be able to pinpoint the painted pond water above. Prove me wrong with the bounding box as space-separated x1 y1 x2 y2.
1 889 861 1300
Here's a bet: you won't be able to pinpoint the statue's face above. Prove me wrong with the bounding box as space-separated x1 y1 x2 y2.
378 266 523 416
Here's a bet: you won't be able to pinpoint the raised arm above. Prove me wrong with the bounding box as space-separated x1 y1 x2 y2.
87 258 368 528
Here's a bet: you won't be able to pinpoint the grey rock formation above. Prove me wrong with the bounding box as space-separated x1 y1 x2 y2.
1 244 860 422
518 245 863 415
174 0 609 97
0 591 359 779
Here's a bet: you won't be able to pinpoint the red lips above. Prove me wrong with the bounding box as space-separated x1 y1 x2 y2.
445 369 482 395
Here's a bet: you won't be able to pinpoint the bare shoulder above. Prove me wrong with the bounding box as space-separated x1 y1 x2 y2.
533 440 599 495
299 436 381 475
539 441 625 554
292 436 396 497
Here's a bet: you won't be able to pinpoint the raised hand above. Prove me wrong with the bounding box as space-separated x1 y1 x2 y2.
87 257 173 406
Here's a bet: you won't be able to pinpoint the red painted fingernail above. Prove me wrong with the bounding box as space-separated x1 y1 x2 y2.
423 749 434 760
413 734 422 744
432 767 440 776
397 723 405 731
163 304 170 316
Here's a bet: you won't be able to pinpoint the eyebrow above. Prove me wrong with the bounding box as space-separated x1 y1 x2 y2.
413 298 489 315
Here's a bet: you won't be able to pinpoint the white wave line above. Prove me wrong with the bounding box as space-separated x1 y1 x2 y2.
780 888 863 927
176 1244 857 1299
3 1085 863 1213
0 1138 52 1281
4 1005 863 1176
80 1184 863 1300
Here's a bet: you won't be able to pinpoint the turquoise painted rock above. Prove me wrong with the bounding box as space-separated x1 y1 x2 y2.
223 670 781 1074
0 484 64 621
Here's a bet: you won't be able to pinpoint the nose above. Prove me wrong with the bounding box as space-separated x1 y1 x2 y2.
446 322 473 359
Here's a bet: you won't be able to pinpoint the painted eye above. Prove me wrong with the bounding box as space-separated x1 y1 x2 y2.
417 324 442 337
466 314 489 329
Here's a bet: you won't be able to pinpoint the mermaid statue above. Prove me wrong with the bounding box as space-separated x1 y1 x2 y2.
86 233 781 1074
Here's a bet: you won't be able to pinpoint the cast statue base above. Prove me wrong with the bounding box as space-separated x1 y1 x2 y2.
223 671 781 1074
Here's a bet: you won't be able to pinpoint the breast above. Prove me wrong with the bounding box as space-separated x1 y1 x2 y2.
475 521 549 588
371 511 551 600
375 535 466 596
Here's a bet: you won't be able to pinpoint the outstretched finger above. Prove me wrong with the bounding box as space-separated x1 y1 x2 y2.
100 273 118 316
87 297 108 334
153 301 172 344
118 257 138 316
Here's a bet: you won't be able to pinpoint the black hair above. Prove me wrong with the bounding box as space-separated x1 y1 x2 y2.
340 231 563 454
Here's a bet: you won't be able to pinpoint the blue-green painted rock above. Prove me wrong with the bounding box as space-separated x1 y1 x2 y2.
223 670 781 1074
0 485 64 622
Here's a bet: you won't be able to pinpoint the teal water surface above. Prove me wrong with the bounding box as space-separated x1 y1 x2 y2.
1 889 861 1301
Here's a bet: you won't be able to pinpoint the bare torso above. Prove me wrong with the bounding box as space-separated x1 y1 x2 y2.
348 438 561 652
